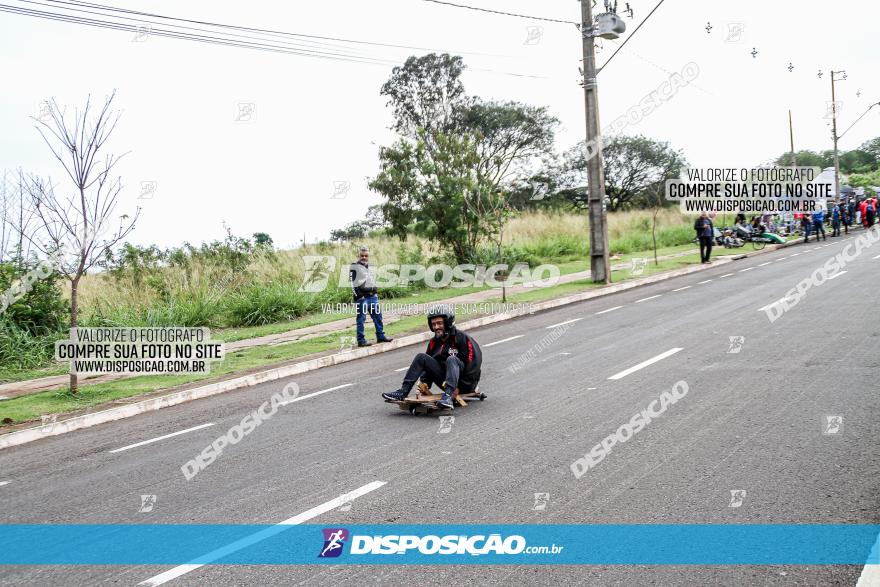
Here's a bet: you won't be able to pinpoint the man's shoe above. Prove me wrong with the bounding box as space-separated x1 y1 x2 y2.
358 341 372 348
436 391 454 410
377 337 394 343
382 389 409 401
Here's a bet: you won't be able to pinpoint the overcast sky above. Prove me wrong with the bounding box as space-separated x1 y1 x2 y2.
2 0 878 249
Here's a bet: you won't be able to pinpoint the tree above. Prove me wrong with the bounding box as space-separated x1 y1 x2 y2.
252 232 274 249
380 53 467 140
24 92 139 394
372 56 557 262
370 129 501 263
555 135 685 211
329 205 387 242
773 150 833 169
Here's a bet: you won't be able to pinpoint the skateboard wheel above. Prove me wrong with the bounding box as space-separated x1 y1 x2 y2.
408 406 417 416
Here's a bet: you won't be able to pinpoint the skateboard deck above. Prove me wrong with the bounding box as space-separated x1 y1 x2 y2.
386 382 487 415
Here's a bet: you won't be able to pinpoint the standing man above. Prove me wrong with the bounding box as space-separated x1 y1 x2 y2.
694 211 714 264
812 207 826 241
831 201 841 237
350 246 393 348
866 195 877 228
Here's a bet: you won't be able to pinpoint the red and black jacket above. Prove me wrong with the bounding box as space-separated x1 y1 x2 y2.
425 328 482 388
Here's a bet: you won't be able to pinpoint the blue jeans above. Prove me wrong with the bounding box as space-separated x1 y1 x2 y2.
355 294 386 344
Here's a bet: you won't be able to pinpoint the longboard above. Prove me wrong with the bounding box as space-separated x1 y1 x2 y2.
386 382 487 415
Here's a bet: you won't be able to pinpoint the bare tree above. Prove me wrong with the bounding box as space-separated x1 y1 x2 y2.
24 92 139 394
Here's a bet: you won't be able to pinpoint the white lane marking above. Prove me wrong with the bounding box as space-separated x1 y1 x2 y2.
109 423 216 454
777 256 788 260
608 348 684 381
739 267 754 272
484 335 524 347
587 387 597 390
635 294 662 303
138 481 386 586
546 318 582 329
873 254 880 260
595 306 622 315
0 481 10 487
790 253 800 257
720 273 734 278
758 262 771 267
855 530 880 587
827 271 848 280
757 298 791 312
279 383 353 406
697 279 712 284
672 286 691 292
394 366 408 372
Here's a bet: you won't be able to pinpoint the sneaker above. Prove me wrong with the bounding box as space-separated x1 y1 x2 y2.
358 341 372 347
382 389 409 401
436 391 454 410
377 337 394 343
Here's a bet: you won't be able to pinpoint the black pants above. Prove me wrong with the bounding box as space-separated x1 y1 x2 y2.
400 353 472 395
814 221 826 240
698 236 713 262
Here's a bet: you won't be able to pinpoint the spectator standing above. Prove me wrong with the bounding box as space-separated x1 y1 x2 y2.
812 208 827 241
349 246 393 348
831 202 841 237
802 213 813 242
694 212 714 264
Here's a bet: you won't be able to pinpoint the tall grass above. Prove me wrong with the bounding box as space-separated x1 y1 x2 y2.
71 210 693 330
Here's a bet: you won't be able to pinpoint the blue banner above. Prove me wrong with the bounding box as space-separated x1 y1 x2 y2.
0 525 876 565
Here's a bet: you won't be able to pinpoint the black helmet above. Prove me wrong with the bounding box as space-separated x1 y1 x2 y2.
426 304 455 332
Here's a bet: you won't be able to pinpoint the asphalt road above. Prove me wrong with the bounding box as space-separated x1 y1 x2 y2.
0 235 878 586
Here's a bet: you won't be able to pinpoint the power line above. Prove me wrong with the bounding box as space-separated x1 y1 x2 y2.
597 0 667 73
3 0 552 78
421 0 577 25
44 0 510 58
2 3 402 65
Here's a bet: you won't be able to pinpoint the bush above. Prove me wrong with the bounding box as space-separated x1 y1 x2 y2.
0 260 68 336
0 317 59 373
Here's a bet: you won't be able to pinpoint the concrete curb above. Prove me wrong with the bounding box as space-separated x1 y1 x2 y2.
0 246 769 450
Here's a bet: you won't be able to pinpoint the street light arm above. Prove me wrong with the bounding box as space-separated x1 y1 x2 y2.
839 101 880 139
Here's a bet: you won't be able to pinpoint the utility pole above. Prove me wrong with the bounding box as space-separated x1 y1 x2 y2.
788 110 796 167
581 0 610 283
830 70 846 201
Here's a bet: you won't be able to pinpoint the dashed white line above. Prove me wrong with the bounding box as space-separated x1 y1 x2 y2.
546 318 582 329
873 254 880 260
484 335 524 347
672 286 691 292
790 253 801 257
635 294 662 303
394 366 408 372
697 279 712 284
595 306 622 315
138 481 387 586
739 267 754 272
720 273 734 278
827 271 848 280
608 347 684 381
279 383 353 406
758 262 771 267
109 423 216 454
777 257 788 260
0 481 10 487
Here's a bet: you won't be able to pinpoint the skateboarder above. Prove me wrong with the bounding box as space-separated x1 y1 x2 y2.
382 304 482 410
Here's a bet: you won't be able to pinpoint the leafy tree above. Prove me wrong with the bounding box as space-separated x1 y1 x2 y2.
372 55 557 261
370 129 502 263
329 205 387 242
252 232 273 249
773 150 832 169
380 53 467 140
554 135 685 211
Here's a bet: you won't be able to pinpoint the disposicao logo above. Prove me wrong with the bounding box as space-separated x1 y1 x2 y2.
319 528 349 558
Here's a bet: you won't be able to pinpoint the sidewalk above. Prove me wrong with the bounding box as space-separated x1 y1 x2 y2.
0 246 706 400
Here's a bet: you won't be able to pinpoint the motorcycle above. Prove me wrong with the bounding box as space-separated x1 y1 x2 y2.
734 224 785 250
